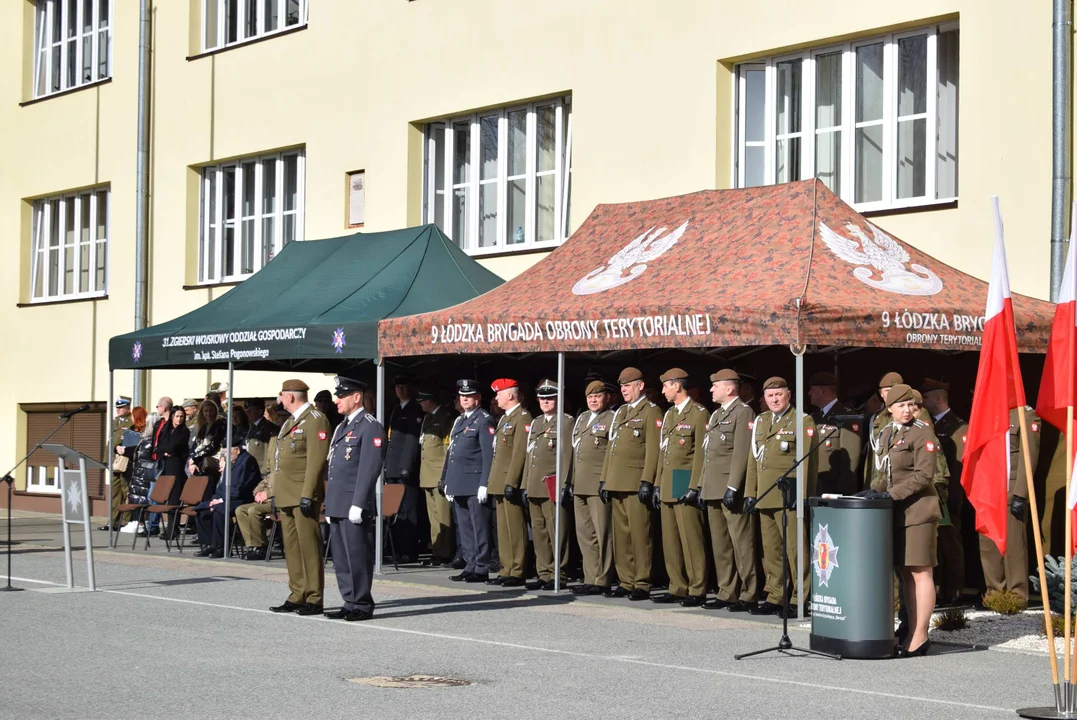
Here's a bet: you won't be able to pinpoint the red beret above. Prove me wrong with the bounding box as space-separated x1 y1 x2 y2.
490 378 518 393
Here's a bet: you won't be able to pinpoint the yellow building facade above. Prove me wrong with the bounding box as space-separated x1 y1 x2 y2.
0 0 1065 509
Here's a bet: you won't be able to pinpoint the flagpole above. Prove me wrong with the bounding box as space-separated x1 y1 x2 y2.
1068 407 1075 709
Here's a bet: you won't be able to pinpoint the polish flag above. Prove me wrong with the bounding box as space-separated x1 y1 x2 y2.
961 198 1026 555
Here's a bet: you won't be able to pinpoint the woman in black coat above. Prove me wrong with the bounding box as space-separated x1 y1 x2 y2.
157 407 190 479
188 400 228 501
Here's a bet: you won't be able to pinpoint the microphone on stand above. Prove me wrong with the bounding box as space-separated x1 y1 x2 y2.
59 404 90 420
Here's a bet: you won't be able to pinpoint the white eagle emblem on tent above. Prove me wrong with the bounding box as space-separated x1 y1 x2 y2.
819 221 943 296
572 222 689 295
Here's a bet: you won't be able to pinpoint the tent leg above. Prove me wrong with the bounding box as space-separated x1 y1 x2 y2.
108 371 115 549
375 361 385 575
793 349 805 620
224 362 234 560
554 352 565 593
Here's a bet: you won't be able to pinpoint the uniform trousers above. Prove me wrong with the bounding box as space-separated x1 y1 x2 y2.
574 494 612 587
194 504 230 549
494 495 528 578
610 491 652 592
111 473 130 526
659 501 707 597
328 517 375 614
979 512 1029 602
935 499 965 600
235 501 272 547
529 498 569 581
279 505 324 605
705 501 759 602
423 487 454 560
453 494 492 575
758 507 809 606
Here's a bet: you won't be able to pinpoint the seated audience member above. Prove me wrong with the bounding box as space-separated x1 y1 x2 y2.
194 437 262 557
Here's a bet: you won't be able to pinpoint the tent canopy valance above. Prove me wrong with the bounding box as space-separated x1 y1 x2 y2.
378 181 1054 358
109 224 503 372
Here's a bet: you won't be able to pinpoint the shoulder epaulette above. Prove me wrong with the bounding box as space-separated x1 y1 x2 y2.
913 419 928 428
309 409 323 418
647 401 657 408
364 413 377 423
694 404 706 413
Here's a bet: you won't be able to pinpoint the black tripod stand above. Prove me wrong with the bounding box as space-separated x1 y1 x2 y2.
735 427 840 661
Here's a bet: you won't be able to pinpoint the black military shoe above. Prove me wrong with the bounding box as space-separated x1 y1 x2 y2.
540 580 556 591
581 585 605 596
603 585 629 598
728 600 756 613
525 579 545 590
451 558 467 569
245 546 267 561
464 572 489 583
323 608 349 619
571 584 594 595
295 603 324 616
749 601 782 616
629 589 650 601
500 577 525 588
344 610 373 622
450 572 471 582
680 595 705 608
270 600 303 613
651 593 684 604
486 576 506 585
703 598 734 610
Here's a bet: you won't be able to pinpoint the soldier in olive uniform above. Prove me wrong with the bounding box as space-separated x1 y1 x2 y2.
700 369 759 612
106 396 134 531
418 387 457 567
745 377 817 617
485 378 532 587
268 379 331 615
920 378 968 604
571 380 616 595
653 368 709 606
807 372 862 496
182 399 199 429
235 440 274 561
600 367 662 600
523 380 574 590
978 405 1041 604
865 372 904 490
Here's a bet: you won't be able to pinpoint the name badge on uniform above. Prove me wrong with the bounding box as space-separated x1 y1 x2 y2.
294 429 304 435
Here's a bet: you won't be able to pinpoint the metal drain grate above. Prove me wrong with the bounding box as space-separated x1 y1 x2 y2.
347 675 472 689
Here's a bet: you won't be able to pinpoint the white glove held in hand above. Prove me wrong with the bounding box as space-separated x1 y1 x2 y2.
477 486 488 503
348 505 363 524
446 494 455 503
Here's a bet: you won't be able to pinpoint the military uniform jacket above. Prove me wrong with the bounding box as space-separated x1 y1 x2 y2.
1009 406 1041 498
571 408 615 495
325 411 386 517
656 401 709 502
933 410 968 510
245 418 280 477
112 415 133 446
599 399 662 492
419 405 457 489
811 401 863 496
384 400 424 480
745 407 817 508
877 420 942 527
700 400 753 501
523 412 574 498
487 405 533 495
440 409 495 496
273 404 331 508
251 440 276 499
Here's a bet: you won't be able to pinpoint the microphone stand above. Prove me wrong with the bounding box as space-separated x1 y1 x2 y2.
735 427 841 661
0 414 77 591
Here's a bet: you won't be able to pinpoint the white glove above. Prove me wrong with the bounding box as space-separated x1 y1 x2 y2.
446 494 455 502
477 486 488 503
348 505 363 524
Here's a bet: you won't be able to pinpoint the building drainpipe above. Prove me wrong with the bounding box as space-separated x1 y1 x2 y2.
1052 0 1073 301
133 0 152 405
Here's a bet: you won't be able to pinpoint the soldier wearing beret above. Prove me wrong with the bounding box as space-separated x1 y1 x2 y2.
745 376 817 617
653 368 710 605
418 387 457 568
864 371 904 490
808 372 862 496
523 380 574 590
485 378 532 587
107 396 134 531
323 377 386 621
700 369 759 612
571 380 616 594
440 380 496 582
269 379 332 615
600 367 662 600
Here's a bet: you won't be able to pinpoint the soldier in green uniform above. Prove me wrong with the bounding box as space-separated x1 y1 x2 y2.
745 376 817 617
978 405 1041 605
523 380 573 590
571 380 615 595
418 387 457 567
807 372 862 496
182 399 199 430
600 367 662 600
653 368 709 606
106 396 134 531
865 372 904 491
235 437 275 561
486 378 532 587
268 379 331 615
700 369 759 612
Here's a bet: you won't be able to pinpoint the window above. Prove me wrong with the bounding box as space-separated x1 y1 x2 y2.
423 96 573 254
30 187 109 302
32 0 113 99
347 170 365 228
199 150 304 284
735 24 958 211
25 407 105 496
203 0 307 52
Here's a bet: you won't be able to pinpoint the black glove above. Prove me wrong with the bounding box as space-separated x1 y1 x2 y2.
437 482 445 497
742 496 757 515
651 489 662 511
722 487 737 512
853 489 891 500
637 481 654 505
520 489 529 506
504 484 517 504
561 485 573 507
682 488 700 508
299 497 314 518
598 482 610 504
1010 495 1028 521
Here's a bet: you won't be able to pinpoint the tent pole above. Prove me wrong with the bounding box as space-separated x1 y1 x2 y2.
375 360 385 575
791 349 806 620
107 370 115 548
554 351 565 593
224 362 234 561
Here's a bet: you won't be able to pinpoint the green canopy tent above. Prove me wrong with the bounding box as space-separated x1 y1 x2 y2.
106 224 503 566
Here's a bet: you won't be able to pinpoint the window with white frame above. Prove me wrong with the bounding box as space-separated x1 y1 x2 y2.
203 0 308 52
198 150 304 284
424 96 573 254
735 23 958 211
32 0 113 99
30 188 109 302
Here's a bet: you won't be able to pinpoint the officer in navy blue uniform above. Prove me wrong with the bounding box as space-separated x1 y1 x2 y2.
323 376 386 621
440 379 495 582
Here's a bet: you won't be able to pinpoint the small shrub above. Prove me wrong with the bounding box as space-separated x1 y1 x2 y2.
982 589 1027 615
1049 614 1077 637
932 607 969 631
